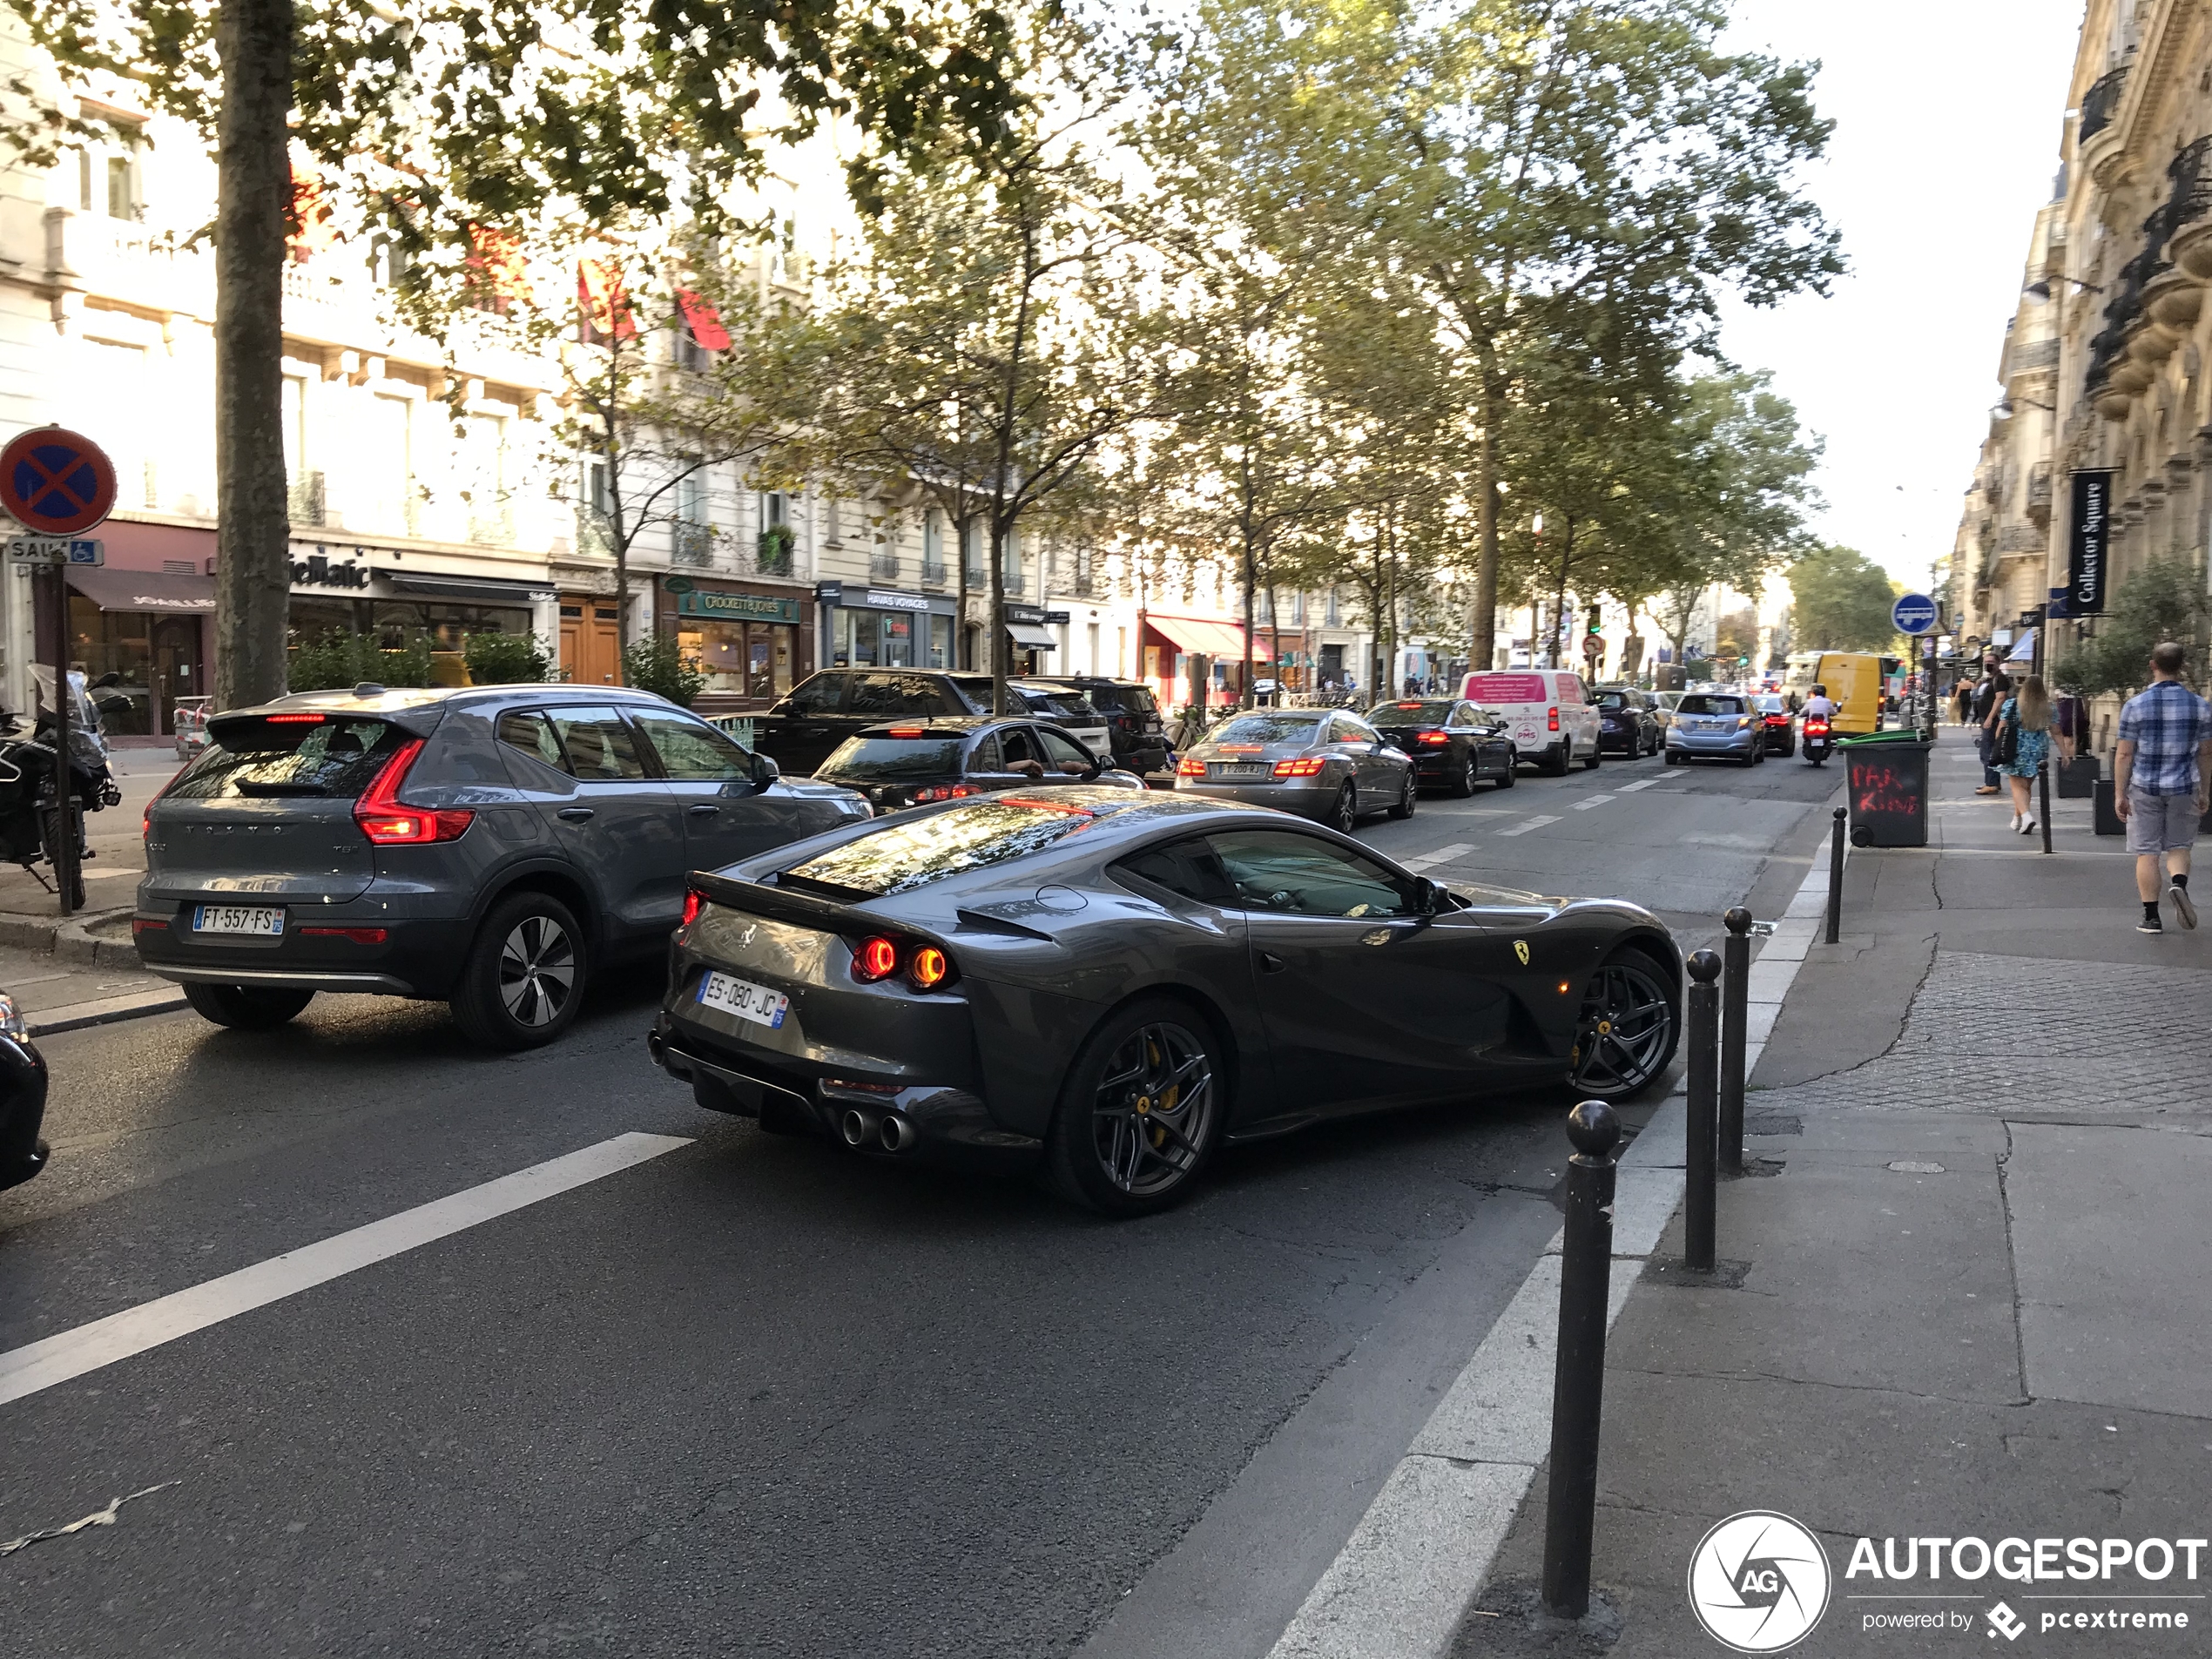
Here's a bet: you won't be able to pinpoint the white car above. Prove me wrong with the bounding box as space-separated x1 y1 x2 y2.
1460 669 1603 775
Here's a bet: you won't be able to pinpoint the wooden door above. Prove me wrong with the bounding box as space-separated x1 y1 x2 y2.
559 596 622 685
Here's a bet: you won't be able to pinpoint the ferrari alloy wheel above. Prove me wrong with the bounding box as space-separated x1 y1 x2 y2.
1568 953 1679 1102
1048 1003 1224 1216
1331 784 1357 833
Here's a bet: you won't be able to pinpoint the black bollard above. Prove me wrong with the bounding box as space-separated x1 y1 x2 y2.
1541 1098 1622 1622
2039 756 2054 856
1824 806 1845 946
1720 908 1750 1173
1684 948 1720 1272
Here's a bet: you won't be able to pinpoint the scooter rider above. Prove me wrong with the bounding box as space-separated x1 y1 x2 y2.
1802 685 1838 723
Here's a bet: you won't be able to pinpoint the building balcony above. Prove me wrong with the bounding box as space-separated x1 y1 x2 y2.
2027 463 2053 528
44 206 214 318
869 550 901 581
920 559 947 588
288 470 326 528
2080 65 2129 145
671 521 713 567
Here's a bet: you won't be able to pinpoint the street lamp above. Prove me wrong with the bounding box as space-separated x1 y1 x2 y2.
2024 276 2106 300
1993 395 2057 418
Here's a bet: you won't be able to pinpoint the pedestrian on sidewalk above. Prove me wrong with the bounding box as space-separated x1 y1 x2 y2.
1995 675 2053 835
1973 668 2010 795
2114 642 2212 934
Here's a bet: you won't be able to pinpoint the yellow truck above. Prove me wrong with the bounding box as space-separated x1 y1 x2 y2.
1783 651 1884 736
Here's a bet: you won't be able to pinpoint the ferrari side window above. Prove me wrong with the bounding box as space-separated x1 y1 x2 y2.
1207 831 1415 919
1113 838 1235 907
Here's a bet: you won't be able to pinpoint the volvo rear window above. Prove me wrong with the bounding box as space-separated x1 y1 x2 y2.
820 735 968 782
781 799 1097 898
169 717 406 799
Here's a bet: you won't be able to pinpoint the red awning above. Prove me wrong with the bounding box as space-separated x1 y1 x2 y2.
1146 614 1248 659
677 289 731 351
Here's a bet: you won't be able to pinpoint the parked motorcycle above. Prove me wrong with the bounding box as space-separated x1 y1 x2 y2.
0 671 129 909
1802 714 1833 768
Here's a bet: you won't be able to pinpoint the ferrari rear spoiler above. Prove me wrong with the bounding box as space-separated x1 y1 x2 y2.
689 870 880 934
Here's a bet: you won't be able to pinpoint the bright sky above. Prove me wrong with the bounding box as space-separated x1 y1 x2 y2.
1717 0 2085 593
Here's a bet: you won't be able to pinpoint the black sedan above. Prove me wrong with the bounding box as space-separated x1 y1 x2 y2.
1368 699 1518 796
650 787 1682 1216
0 992 49 1192
813 717 1144 813
1752 694 1797 756
1595 688 1662 758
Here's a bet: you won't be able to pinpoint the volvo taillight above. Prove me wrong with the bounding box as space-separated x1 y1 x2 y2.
353 739 475 846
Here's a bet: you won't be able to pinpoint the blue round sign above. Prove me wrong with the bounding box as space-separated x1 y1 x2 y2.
1892 593 1938 636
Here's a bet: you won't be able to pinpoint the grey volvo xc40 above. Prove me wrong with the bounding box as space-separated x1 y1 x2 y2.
134 685 870 1049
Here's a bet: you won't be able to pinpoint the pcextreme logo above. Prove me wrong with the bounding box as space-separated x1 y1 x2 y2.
1687 1511 1833 1653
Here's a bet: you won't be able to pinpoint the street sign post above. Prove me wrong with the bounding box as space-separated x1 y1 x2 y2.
1892 593 1938 637
0 427 115 921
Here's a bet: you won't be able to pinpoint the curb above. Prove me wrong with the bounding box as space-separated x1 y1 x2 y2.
1263 833 1845 1659
26 987 190 1037
0 906 136 967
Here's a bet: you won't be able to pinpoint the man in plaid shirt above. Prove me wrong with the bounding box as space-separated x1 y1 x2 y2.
2115 641 2212 934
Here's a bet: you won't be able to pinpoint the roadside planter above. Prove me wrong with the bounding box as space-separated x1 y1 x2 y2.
1840 732 1932 848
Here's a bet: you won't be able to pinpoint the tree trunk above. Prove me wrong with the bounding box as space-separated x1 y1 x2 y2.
988 517 1008 714
954 512 972 671
1239 533 1255 709
1469 384 1501 675
212 0 295 710
1548 516 1575 668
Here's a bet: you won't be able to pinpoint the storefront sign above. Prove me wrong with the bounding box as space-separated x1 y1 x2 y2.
674 589 802 624
861 587 930 612
290 550 373 590
1008 604 1072 625
2067 469 2113 615
814 580 843 604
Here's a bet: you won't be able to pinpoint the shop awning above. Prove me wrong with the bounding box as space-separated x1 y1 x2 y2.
2005 629 2036 664
1006 622 1059 650
1146 614 1248 658
66 568 214 613
387 571 556 605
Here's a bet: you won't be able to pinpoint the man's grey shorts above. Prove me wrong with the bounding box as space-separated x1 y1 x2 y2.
2127 788 2203 854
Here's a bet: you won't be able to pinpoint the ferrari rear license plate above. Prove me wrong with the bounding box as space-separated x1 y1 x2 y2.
1212 763 1270 779
698 969 789 1028
192 904 284 937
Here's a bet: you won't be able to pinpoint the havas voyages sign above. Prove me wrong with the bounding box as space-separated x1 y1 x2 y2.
2067 469 2114 615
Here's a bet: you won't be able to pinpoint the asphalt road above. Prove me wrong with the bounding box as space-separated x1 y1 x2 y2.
0 744 1845 1659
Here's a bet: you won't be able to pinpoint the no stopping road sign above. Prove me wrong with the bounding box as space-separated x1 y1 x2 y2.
0 427 117 536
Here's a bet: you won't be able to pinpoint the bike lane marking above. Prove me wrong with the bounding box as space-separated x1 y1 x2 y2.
0 1131 691 1406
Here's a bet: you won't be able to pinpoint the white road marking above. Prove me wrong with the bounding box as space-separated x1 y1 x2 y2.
1399 843 1478 871
1266 837 1844 1659
1615 779 1662 793
1571 794 1615 811
0 1131 692 1407
1492 815 1560 838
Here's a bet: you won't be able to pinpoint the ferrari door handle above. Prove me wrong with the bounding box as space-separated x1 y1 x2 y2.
687 803 719 817
556 806 595 822
1258 951 1286 974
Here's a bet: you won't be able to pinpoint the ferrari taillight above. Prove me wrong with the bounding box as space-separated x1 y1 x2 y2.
681 888 704 927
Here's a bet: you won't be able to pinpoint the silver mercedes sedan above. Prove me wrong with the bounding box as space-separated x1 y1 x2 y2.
1174 709 1416 831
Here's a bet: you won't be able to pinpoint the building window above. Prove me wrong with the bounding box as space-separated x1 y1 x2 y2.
1325 587 1341 627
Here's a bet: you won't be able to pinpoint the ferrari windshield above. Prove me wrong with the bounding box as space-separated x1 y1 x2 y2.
1205 715 1325 745
782 799 1095 897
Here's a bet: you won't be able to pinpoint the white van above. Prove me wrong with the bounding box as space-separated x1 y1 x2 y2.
1460 669 1603 775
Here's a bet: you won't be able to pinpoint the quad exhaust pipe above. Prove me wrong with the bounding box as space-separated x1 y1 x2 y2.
839 1106 916 1154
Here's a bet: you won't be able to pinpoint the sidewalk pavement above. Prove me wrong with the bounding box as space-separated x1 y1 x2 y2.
0 745 183 1034
1455 729 2212 1656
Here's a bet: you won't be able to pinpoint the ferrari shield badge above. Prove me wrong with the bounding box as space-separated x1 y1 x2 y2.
1513 940 1530 966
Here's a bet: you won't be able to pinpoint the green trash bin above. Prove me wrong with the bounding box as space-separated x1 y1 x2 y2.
1841 734 1932 847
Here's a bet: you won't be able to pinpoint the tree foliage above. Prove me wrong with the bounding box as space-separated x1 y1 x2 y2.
2049 556 2212 697
1789 545 1899 654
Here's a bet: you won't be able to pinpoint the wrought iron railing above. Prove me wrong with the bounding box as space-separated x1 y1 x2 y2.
870 550 900 581
2170 136 2212 233
2080 66 2129 145
671 521 713 566
920 558 947 588
287 470 325 527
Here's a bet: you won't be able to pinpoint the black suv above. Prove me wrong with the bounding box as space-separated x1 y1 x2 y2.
135 685 870 1049
813 717 1143 813
750 670 1108 775
1025 677 1170 779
